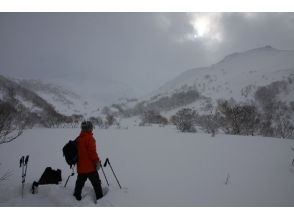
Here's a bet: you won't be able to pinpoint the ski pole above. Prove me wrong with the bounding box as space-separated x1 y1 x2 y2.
24 155 29 178
64 167 75 188
20 155 29 198
100 161 109 186
104 158 121 189
19 156 24 199
19 156 24 169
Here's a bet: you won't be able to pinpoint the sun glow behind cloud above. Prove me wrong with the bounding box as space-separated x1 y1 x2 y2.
193 16 210 37
190 13 223 44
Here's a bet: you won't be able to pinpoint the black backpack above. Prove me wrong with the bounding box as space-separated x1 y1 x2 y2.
38 167 62 184
31 167 62 194
62 139 78 168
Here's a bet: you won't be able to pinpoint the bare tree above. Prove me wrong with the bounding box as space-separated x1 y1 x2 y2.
0 102 26 144
0 102 26 183
274 116 294 139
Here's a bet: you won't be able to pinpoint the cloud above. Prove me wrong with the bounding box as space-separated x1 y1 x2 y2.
209 13 294 62
0 13 293 99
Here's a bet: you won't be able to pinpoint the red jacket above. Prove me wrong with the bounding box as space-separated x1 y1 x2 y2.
76 130 100 174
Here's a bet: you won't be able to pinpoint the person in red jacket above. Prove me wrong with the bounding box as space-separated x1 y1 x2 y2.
73 121 103 201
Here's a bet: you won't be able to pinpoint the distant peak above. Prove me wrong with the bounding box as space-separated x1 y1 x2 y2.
254 45 276 50
264 45 273 49
217 52 240 64
217 45 279 64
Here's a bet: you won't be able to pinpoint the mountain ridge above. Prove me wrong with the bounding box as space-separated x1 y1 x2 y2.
153 45 294 105
1 45 294 127
0 75 74 127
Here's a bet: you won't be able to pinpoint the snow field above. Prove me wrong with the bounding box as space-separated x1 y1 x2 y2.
0 126 294 207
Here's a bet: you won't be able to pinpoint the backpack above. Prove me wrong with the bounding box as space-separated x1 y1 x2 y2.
31 167 62 194
62 139 78 168
38 167 62 184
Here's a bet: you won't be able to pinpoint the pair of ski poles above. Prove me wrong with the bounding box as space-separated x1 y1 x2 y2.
19 155 29 198
64 157 122 189
100 158 122 189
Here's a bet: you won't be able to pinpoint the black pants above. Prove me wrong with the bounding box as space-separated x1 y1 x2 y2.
74 171 103 200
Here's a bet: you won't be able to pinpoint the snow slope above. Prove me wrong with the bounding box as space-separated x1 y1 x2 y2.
5 77 136 118
154 46 294 104
1 126 294 207
17 79 95 117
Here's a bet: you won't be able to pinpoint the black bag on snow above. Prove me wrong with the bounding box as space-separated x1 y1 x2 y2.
31 167 62 194
62 139 78 168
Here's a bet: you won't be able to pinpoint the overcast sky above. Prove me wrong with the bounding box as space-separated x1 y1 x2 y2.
0 13 294 99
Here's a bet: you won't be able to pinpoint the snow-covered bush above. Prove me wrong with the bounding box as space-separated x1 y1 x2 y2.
273 116 294 139
89 116 104 128
195 113 221 136
104 114 120 128
141 110 168 126
170 108 197 133
217 100 259 135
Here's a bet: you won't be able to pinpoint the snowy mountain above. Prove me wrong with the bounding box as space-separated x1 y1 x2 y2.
16 79 91 116
2 45 294 129
155 45 294 106
16 77 139 118
0 75 69 127
113 46 294 117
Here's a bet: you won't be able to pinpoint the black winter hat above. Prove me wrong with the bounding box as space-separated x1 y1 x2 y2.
81 121 93 131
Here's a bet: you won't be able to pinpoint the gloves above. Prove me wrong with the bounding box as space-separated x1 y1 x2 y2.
96 161 101 171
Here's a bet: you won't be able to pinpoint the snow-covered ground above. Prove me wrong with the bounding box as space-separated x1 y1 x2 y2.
0 125 294 207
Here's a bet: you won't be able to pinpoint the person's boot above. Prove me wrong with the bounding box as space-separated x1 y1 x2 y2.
73 193 82 201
